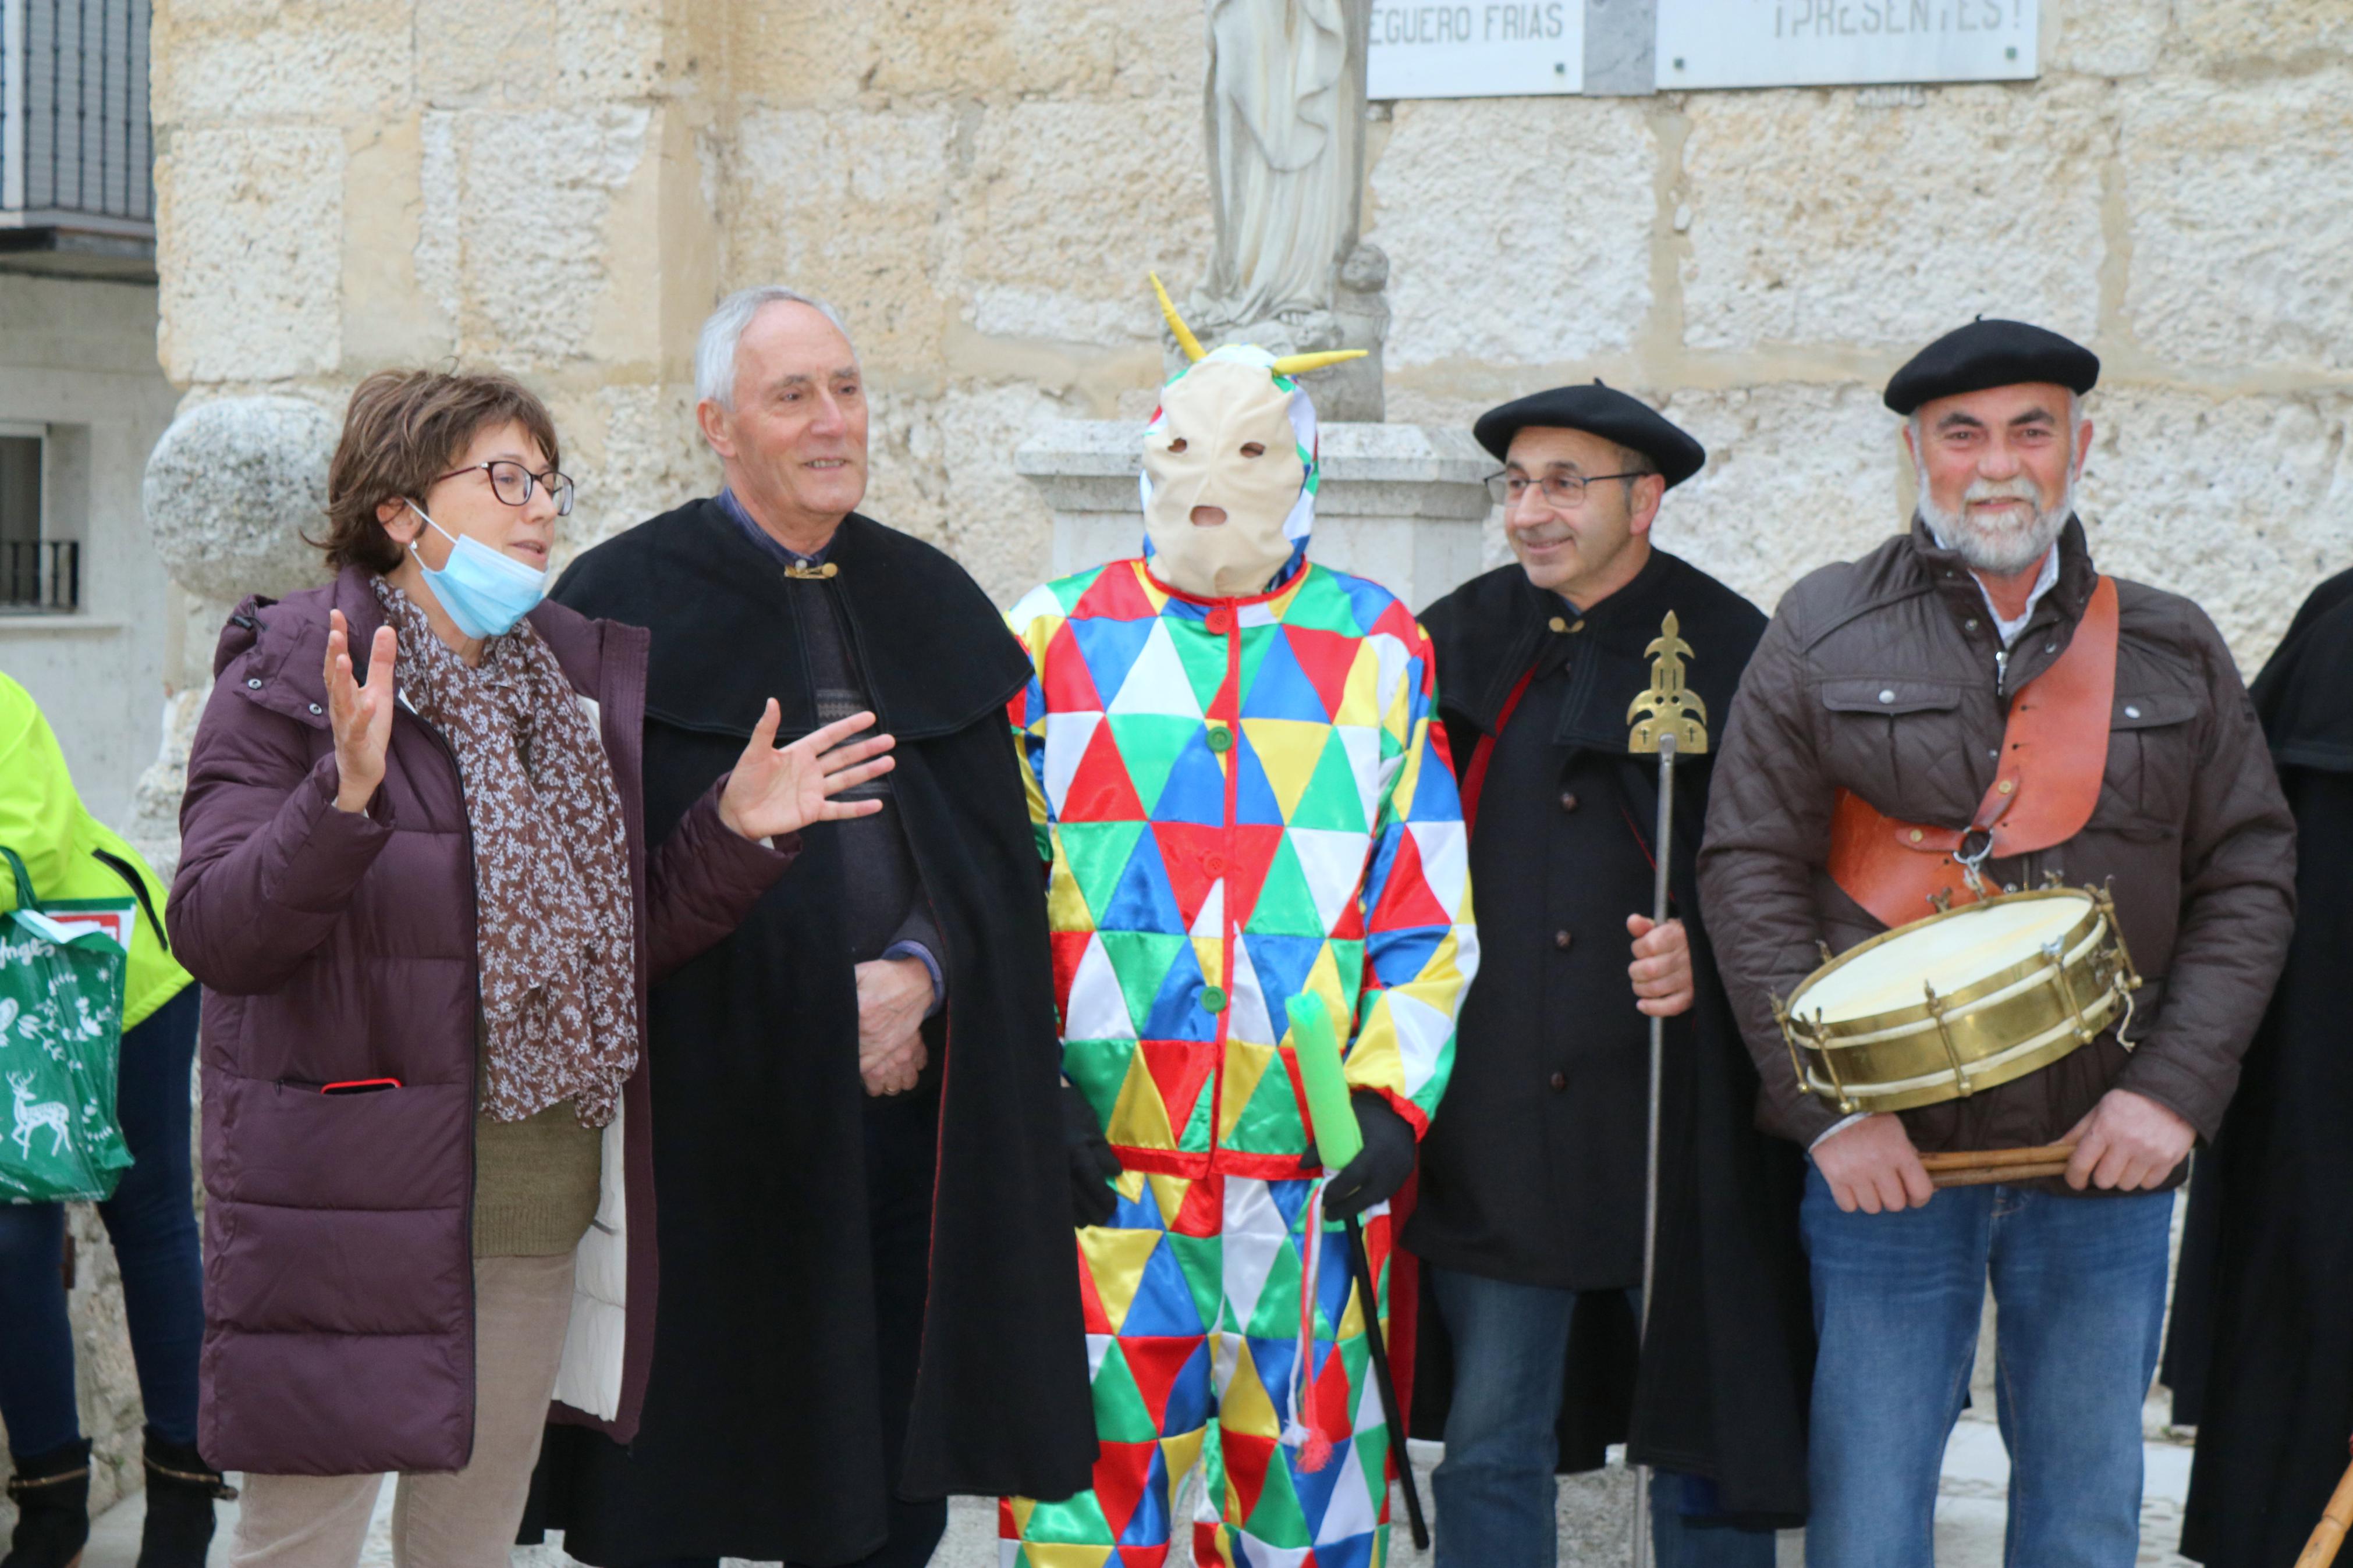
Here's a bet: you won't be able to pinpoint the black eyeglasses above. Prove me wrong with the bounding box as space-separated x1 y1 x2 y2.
432 460 576 517
1488 470 1649 509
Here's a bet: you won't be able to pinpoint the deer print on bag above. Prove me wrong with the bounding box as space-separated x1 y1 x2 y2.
8 1072 70 1161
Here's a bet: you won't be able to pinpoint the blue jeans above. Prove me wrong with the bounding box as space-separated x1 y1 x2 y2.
1428 1265 1779 1568
1800 1165 2172 1568
0 986 204 1457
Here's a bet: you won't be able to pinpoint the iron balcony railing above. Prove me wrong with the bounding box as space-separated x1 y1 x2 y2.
1 0 152 239
1 538 79 610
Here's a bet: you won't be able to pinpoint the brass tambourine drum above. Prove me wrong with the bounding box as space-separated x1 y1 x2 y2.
1774 886 2141 1115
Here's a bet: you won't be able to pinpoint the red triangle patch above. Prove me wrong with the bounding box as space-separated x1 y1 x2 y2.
1368 828 1452 933
1122 1334 1202 1429
1139 1039 1216 1142
1222 1430 1278 1524
1368 596 1423 648
1072 560 1158 622
1149 823 1224 931
1172 1171 1224 1239
1042 618 1103 713
1283 624 1360 720
1221 824 1287 926
1091 1438 1157 1540
1050 930 1094 1021
1063 720 1147 822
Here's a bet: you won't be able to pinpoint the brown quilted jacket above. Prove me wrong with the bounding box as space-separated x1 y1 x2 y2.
1698 519 2295 1168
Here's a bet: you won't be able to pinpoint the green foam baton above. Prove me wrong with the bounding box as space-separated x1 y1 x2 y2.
1286 991 1361 1172
1282 989 1432 1548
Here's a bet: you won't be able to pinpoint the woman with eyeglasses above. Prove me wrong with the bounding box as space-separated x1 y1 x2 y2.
167 368 896 1568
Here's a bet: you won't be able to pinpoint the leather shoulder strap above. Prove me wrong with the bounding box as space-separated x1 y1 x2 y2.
1829 577 2119 929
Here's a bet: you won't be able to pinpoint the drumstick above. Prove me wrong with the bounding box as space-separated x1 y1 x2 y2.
1918 1144 2078 1172
2294 1440 2353 1567
1921 1145 2079 1188
1929 1161 2072 1187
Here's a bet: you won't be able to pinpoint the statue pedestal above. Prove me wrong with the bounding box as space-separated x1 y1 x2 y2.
1014 420 1493 614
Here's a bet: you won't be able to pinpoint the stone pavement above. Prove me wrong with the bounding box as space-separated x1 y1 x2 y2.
86 1410 2198 1568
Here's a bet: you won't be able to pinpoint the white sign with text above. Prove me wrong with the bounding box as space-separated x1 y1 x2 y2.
1367 1 1587 99
1655 0 2038 88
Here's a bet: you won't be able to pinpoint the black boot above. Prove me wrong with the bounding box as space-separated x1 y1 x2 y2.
1 1438 91 1568
134 1431 233 1568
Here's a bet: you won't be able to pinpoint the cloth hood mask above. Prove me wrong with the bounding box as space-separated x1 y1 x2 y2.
1138 275 1364 600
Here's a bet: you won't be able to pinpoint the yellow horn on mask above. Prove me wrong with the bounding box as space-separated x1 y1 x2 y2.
1150 273 1206 364
1268 349 1369 376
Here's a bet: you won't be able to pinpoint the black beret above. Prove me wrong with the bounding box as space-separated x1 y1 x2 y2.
1883 318 2099 415
1472 381 1706 489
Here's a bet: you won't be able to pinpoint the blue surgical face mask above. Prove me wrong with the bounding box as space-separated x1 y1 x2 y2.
406 503 549 638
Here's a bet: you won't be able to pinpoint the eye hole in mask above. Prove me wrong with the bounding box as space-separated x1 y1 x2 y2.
1168 438 1188 453
1240 442 1266 458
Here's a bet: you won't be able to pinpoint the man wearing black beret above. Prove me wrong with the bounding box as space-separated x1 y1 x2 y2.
1407 383 1813 1563
1700 321 2294 1565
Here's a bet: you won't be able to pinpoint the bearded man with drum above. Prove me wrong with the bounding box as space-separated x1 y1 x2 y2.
1698 319 2295 1567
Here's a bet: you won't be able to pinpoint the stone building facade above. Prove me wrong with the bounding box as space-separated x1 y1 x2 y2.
147 0 2351 668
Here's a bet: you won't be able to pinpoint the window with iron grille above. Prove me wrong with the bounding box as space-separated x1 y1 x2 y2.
0 424 77 613
2 0 154 241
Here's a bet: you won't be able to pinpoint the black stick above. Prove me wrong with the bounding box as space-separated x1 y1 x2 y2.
1344 1213 1429 1551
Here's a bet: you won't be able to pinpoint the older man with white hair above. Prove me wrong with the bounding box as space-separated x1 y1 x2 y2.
1698 319 2295 1566
524 287 1098 1568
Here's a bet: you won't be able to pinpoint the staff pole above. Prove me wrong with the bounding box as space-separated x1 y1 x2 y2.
1631 730 1677 1568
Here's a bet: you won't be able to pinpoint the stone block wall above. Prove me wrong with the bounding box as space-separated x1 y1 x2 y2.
149 0 2351 664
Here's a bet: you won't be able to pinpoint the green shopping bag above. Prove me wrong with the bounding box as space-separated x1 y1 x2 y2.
0 845 136 1203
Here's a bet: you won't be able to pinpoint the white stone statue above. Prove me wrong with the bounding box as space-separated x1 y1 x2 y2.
1198 0 1363 333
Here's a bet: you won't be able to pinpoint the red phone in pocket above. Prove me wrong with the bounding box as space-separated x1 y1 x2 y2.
321 1078 402 1096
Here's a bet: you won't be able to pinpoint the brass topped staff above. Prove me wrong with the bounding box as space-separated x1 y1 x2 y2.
1626 613 1709 1568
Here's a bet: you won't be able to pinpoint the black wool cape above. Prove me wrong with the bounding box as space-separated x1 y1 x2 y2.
1406 553 1814 1525
2164 568 2349 1568
528 502 1096 1564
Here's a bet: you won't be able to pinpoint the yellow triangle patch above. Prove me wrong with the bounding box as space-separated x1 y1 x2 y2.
1077 1226 1166 1335
1241 717 1330 819
1105 1046 1177 1151
1217 1040 1273 1143
1222 1337 1283 1438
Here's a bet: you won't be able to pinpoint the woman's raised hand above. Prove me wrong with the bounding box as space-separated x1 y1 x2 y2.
325 609 398 814
719 703 896 842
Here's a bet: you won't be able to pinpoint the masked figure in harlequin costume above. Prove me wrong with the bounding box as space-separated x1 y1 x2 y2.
999 283 1479 1567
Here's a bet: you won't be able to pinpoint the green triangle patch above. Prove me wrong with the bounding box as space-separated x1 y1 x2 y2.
1059 820 1148 926
1287 730 1370 833
1098 931 1190 1034
1104 714 1204 818
1090 1338 1163 1443
1243 832 1322 936
1172 622 1232 714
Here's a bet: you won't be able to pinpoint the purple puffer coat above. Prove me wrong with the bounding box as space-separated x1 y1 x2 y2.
168 566 793 1475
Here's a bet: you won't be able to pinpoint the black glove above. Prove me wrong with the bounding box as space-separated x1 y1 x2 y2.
1322 1092 1417 1222
1061 1083 1122 1229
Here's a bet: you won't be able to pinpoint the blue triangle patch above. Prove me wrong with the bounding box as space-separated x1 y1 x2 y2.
1068 614 1160 707
1103 832 1186 937
1238 630 1333 723
1142 941 1217 1041
1151 725 1230 826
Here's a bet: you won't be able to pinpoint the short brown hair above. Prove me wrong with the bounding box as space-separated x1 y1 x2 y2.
319 369 563 573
